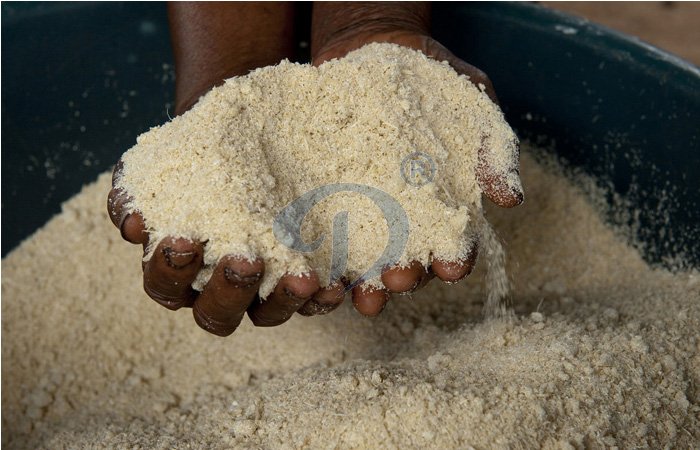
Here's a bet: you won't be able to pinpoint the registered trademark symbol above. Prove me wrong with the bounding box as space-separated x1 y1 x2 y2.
400 151 436 187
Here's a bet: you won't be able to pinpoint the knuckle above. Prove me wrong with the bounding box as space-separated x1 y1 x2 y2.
248 311 283 327
193 305 238 337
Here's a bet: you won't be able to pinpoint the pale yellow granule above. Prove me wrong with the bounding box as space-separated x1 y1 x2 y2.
3 152 699 449
116 43 519 296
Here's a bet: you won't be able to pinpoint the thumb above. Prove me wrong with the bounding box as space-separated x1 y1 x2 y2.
422 40 523 207
477 134 524 208
422 38 499 104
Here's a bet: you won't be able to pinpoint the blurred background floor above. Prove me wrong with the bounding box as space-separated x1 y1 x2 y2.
544 1 700 65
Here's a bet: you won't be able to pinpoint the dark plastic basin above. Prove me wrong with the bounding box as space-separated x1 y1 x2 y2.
3 2 699 266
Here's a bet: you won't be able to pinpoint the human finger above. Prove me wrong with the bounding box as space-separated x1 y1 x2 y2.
431 241 479 284
107 161 148 245
297 280 346 316
143 236 204 310
351 284 390 317
192 255 264 336
422 37 499 103
420 39 523 207
248 272 320 326
477 137 524 208
381 260 427 294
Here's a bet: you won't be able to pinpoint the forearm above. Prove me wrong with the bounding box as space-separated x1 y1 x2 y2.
311 2 430 56
168 2 296 114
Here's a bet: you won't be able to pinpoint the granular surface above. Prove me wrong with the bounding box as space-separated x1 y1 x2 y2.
3 151 698 449
115 43 519 294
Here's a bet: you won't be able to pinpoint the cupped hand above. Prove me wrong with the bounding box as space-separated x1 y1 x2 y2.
108 169 480 326
108 9 523 334
311 30 523 316
108 164 345 337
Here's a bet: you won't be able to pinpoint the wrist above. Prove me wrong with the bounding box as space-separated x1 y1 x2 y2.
169 2 296 115
311 2 430 61
173 51 285 115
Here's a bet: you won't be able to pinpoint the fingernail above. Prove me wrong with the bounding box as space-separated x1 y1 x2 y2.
513 189 524 206
298 300 337 316
118 212 131 238
163 247 197 269
224 267 262 288
119 212 139 242
510 172 524 205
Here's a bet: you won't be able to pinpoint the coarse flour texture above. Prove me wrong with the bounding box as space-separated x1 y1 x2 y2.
3 150 699 449
115 43 520 295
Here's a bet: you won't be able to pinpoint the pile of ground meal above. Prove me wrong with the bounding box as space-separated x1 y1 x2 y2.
3 150 698 448
115 43 520 294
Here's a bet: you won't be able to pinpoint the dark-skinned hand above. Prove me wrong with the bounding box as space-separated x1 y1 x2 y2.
309 2 523 316
107 2 522 337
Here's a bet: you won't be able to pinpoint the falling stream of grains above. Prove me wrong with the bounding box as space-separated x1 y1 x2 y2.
480 218 513 319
